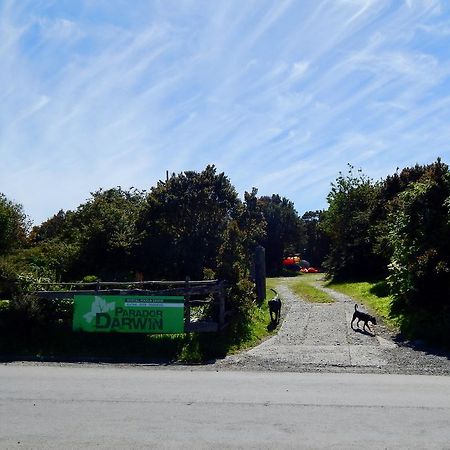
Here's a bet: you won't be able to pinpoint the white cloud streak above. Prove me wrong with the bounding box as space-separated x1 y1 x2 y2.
1 0 450 223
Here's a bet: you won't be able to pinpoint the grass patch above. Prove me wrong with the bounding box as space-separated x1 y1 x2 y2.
286 273 334 303
326 279 399 330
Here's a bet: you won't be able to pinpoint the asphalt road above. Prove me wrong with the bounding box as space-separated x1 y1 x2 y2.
1 364 450 449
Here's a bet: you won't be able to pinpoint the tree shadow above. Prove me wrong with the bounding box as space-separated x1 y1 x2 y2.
392 332 450 360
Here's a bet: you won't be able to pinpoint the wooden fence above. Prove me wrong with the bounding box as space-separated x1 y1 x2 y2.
33 278 229 333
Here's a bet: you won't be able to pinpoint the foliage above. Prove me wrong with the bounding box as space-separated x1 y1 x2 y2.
6 158 450 353
0 251 56 300
301 210 330 267
258 194 305 275
30 210 67 243
386 160 450 346
135 166 267 338
30 188 146 281
321 158 450 347
238 188 267 260
321 165 384 280
371 164 435 268
68 187 146 280
137 166 241 280
0 193 29 256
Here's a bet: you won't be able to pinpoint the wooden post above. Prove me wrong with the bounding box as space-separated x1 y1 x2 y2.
218 281 225 329
254 245 266 303
184 276 191 329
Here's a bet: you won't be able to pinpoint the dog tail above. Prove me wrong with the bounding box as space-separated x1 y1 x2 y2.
270 288 278 296
354 304 358 311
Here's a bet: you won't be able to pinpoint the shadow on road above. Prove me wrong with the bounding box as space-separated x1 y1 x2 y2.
351 326 376 337
392 334 450 360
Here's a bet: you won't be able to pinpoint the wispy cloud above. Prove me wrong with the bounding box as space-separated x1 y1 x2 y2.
1 0 450 223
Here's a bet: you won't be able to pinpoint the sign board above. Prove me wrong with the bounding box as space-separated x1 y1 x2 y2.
72 295 184 333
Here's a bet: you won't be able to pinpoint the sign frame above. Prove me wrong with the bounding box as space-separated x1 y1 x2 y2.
72 294 185 334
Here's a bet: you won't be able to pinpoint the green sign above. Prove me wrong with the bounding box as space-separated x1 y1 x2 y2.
73 295 184 333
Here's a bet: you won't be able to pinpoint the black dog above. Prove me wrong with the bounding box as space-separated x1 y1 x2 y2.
268 289 281 323
351 304 377 334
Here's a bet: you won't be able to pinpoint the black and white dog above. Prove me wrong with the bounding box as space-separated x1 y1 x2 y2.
351 304 377 334
268 288 282 323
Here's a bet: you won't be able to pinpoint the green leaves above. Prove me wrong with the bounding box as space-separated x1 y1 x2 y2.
258 194 304 275
321 165 382 279
386 161 450 310
0 193 29 256
137 165 263 283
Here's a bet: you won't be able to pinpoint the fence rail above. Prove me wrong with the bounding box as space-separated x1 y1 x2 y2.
33 278 228 333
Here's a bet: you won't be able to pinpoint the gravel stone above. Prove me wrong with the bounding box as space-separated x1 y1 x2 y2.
4 279 450 375
215 279 450 375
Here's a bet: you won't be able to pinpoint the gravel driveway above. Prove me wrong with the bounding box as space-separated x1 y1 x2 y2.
216 279 450 375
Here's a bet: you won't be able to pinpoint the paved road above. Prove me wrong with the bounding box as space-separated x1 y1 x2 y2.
2 364 450 449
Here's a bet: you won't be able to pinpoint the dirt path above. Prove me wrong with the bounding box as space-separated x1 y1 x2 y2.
216 279 450 375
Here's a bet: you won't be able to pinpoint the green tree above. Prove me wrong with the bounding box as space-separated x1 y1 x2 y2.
237 188 267 263
321 165 383 280
258 194 305 275
0 193 29 256
137 165 242 280
69 187 146 280
30 188 146 281
0 194 35 298
387 160 450 308
386 159 450 345
301 210 329 267
30 210 67 243
371 163 436 265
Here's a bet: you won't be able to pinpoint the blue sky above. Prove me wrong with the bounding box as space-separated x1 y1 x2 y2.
1 0 450 225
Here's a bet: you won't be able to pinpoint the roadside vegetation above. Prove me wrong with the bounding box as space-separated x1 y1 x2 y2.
320 159 450 348
1 158 450 359
0 167 299 362
0 277 281 363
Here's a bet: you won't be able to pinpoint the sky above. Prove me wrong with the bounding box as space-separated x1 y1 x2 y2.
1 0 450 225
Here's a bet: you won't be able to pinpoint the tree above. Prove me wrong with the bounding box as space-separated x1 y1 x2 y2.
387 159 450 309
68 187 146 280
321 165 383 280
371 163 437 265
236 188 267 263
137 165 242 280
29 188 146 281
258 194 305 275
386 159 450 345
30 210 67 243
0 193 29 256
301 210 329 267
